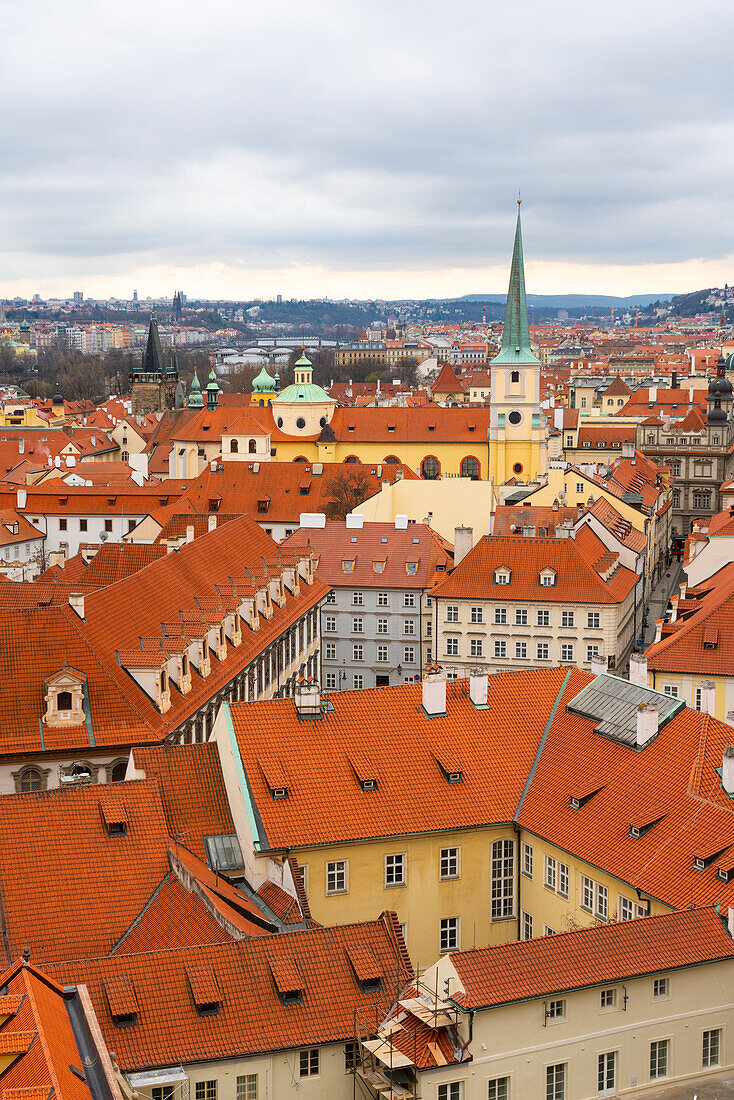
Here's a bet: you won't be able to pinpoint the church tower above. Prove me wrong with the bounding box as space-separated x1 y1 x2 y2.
488 201 547 486
129 315 179 416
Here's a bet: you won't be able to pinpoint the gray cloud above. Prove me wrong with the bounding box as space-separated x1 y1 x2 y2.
2 0 734 291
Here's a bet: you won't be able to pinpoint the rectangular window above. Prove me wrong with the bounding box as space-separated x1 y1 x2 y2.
404 619 415 635
385 853 405 886
153 1088 173 1100
653 977 668 998
581 875 594 911
596 883 608 920
561 610 574 628
544 855 557 890
618 896 634 921
546 1063 565 1100
537 609 550 626
353 591 363 605
437 1085 462 1100
586 645 600 662
404 646 415 663
195 1084 216 1100
299 1048 319 1078
447 605 459 622
470 606 483 623
404 592 416 607
440 917 459 952
694 492 711 509
378 592 389 606
703 1028 721 1068
494 607 507 625
487 1080 509 1100
522 843 533 877
446 637 459 656
650 1039 668 1080
353 644 363 661
600 988 616 1009
470 638 483 657
561 644 574 662
537 642 549 660
353 674 363 689
544 925 556 936
440 846 460 880
325 615 336 631
694 685 703 711
352 617 363 632
326 860 348 894
587 611 600 628
59 518 67 531
325 590 336 603
547 998 565 1020
204 834 243 871
494 640 507 659
79 518 88 532
377 618 389 633
558 862 569 898
377 644 388 662
325 672 337 689
515 641 527 658
105 519 113 532
491 838 515 919
236 1076 258 1100
515 608 528 625
522 911 533 940
663 685 679 698
324 643 336 660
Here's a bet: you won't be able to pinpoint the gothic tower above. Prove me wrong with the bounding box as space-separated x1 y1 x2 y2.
488 201 547 487
129 315 179 416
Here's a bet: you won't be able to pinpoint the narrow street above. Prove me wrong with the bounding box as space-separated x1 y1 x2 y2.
640 561 682 651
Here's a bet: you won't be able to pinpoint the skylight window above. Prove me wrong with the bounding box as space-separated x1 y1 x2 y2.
204 834 243 871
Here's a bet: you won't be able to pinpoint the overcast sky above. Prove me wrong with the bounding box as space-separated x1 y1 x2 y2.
2 0 734 300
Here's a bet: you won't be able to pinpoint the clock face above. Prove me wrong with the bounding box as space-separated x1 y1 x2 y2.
508 410 522 425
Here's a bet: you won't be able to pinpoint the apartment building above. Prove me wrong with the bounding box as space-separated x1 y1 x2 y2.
431 529 639 675
283 516 452 689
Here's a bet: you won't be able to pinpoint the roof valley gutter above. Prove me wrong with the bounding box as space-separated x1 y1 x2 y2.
514 667 572 822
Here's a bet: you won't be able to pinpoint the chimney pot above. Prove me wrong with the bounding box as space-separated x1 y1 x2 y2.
722 746 734 795
636 702 658 747
422 667 447 717
469 668 488 708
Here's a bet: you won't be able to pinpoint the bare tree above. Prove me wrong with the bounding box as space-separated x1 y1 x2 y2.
323 467 376 518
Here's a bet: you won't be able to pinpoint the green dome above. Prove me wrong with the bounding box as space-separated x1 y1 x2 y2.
188 369 204 407
252 366 276 393
272 382 334 404
206 367 220 392
295 351 312 367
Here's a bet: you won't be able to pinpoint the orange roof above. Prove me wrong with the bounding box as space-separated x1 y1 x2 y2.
431 532 636 604
432 364 466 394
586 497 647 553
645 561 734 674
81 543 168 586
492 506 582 536
450 908 734 1009
283 521 452 588
577 423 637 447
49 914 411 1071
328 406 492 444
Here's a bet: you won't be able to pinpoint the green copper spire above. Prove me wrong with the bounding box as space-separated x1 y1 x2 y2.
188 368 204 407
491 199 541 366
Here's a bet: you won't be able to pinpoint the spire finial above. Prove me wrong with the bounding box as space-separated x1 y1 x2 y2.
517 190 522 207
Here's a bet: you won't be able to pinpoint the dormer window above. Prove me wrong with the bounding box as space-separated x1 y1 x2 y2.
373 561 385 573
342 559 355 573
104 977 138 1028
539 569 557 587
494 569 510 585
43 668 86 727
187 965 221 1017
268 956 304 1006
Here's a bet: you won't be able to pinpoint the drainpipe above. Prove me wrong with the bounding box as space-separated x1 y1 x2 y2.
513 821 522 942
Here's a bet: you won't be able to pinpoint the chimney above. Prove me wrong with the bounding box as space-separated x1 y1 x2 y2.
648 386 657 404
636 703 658 748
394 514 408 530
300 512 326 529
186 525 195 544
453 526 473 566
722 747 734 795
622 441 634 459
69 592 85 619
208 515 217 532
589 654 607 678
728 906 734 939
654 619 663 643
16 488 27 510
679 581 687 600
672 370 678 390
629 653 648 686
469 668 488 708
699 680 716 716
294 677 321 718
18 439 24 455
422 666 446 717
345 514 364 530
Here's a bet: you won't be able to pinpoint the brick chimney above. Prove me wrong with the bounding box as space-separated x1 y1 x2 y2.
422 666 447 717
636 703 658 748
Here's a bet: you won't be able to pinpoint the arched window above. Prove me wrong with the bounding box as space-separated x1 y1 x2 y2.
230 439 239 453
20 767 42 793
248 439 257 453
121 450 129 462
294 455 308 463
510 370 520 383
461 456 480 480
109 759 127 783
422 456 440 480
57 690 72 711
344 455 361 464
383 455 399 465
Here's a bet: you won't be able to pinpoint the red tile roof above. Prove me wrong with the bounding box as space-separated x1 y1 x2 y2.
645 561 734 674
50 913 411 1071
431 531 636 604
283 521 452 588
328 406 492 444
492 506 582 536
450 907 734 1009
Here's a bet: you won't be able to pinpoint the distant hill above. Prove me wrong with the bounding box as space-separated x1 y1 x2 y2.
457 293 671 308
